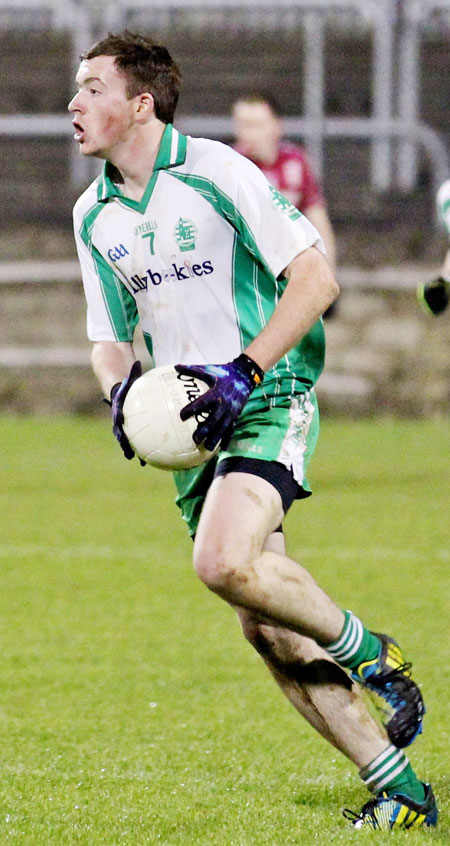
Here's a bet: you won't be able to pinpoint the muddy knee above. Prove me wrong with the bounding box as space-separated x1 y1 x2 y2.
193 541 250 595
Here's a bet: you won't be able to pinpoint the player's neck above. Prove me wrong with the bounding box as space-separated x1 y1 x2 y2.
108 121 166 202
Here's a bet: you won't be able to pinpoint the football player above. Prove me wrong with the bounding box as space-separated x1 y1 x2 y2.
70 32 437 831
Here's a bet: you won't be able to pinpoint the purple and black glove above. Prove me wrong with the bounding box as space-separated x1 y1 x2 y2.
109 360 144 462
174 353 264 451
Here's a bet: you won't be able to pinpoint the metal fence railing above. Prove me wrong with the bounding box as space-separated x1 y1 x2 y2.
398 1 450 191
0 0 449 207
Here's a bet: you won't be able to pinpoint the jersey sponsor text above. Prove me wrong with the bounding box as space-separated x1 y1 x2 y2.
129 259 214 293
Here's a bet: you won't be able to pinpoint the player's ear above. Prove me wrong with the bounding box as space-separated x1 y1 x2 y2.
136 92 154 121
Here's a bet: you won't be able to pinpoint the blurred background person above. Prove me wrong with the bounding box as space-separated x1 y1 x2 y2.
418 178 450 315
231 92 337 317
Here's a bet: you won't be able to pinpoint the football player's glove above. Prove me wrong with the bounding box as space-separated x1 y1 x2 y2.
175 354 264 452
109 360 145 462
417 276 449 316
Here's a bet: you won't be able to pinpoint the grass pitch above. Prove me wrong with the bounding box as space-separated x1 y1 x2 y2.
0 415 448 844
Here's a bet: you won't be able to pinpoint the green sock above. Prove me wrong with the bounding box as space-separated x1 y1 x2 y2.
361 745 426 803
324 610 381 670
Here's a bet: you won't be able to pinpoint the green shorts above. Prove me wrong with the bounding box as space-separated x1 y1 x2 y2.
173 389 320 537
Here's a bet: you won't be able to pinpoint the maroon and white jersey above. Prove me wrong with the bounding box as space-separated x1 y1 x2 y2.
234 141 325 212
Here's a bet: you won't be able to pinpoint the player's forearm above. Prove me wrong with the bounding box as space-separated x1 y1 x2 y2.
244 246 338 373
91 341 136 398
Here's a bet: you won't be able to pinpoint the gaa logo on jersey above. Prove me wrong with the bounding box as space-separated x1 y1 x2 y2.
173 217 198 252
107 243 130 262
268 185 301 221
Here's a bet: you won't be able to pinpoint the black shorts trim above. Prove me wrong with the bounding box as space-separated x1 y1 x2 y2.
214 456 304 515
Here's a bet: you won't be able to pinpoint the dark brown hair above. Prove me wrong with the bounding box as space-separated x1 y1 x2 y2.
82 31 181 124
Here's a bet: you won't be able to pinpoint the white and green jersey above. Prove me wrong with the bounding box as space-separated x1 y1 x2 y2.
73 123 326 410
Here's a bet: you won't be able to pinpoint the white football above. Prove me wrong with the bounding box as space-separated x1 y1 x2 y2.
122 364 219 470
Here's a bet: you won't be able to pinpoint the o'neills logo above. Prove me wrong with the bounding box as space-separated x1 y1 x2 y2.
177 373 208 422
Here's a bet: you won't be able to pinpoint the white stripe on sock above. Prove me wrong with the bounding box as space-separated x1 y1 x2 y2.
327 616 364 661
327 617 358 658
362 744 398 776
334 617 364 661
363 749 407 790
326 611 353 654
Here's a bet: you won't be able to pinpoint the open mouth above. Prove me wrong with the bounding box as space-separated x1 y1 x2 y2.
72 121 85 142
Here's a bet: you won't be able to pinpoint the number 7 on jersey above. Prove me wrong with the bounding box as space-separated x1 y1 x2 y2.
143 231 155 255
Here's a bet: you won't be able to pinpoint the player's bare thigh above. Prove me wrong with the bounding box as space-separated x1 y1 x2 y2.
193 470 284 588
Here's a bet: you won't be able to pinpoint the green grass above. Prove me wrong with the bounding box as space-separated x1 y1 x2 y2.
0 416 448 844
